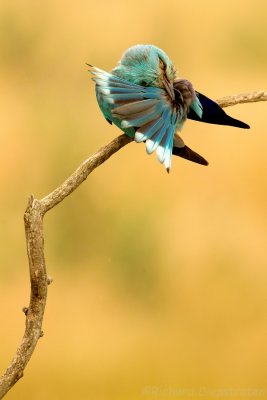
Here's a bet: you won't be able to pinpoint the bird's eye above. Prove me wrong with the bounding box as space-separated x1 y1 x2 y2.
140 80 148 86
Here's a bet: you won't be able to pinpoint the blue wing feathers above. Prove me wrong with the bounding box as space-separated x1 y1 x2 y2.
93 78 136 89
112 99 159 116
146 122 169 154
157 125 175 171
135 119 164 142
120 106 163 129
98 87 143 95
90 65 182 171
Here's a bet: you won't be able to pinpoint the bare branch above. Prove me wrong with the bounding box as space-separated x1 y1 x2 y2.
41 134 133 213
217 90 267 108
0 196 46 398
0 91 266 399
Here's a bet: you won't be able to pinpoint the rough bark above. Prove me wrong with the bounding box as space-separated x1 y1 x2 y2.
216 90 267 108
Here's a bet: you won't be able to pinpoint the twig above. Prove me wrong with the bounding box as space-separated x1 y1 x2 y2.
217 90 267 108
0 92 266 399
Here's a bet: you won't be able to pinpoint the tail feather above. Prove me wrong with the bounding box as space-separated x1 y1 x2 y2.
172 145 209 166
188 92 250 129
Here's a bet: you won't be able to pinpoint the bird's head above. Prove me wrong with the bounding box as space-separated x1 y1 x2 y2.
112 45 176 98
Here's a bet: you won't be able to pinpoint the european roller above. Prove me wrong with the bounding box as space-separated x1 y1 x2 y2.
88 45 249 172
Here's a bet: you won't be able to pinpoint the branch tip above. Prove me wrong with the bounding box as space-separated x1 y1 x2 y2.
22 307 29 316
47 276 53 285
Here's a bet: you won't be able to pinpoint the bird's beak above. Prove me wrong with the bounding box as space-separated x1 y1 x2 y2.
163 78 175 100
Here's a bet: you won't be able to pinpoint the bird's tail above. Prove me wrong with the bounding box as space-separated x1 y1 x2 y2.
187 92 250 129
172 133 209 166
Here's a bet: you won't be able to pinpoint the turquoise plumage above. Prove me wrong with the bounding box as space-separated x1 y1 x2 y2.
88 45 249 172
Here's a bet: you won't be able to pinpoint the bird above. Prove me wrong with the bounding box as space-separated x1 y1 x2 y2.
88 44 249 172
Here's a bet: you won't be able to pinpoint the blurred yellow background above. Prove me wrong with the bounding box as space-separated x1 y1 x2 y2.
0 0 267 399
